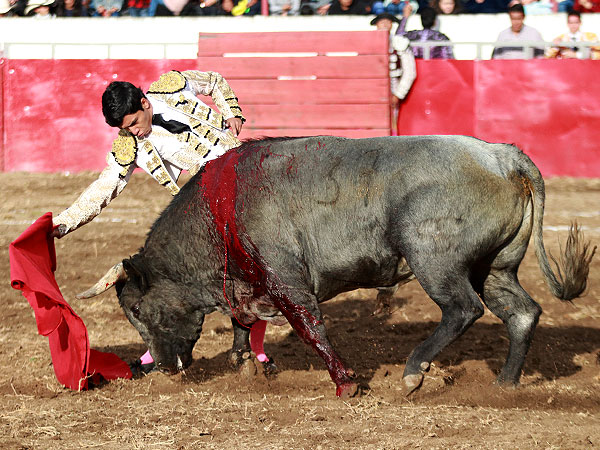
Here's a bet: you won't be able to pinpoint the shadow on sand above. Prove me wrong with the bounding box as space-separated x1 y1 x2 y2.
97 298 600 390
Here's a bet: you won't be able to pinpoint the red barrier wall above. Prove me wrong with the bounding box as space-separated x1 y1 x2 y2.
2 59 198 173
400 59 600 178
1 58 599 177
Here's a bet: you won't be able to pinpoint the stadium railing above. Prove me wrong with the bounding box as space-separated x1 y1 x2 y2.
2 40 599 60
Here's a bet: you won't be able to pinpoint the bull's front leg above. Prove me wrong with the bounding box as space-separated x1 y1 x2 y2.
229 318 278 377
229 317 251 367
273 292 357 398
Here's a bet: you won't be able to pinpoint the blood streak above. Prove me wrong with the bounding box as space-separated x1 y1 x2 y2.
199 141 351 394
199 144 319 326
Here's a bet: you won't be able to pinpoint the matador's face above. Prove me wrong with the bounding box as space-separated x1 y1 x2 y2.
120 97 153 139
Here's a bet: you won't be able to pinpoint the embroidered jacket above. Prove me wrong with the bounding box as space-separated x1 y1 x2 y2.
54 70 245 236
545 31 600 60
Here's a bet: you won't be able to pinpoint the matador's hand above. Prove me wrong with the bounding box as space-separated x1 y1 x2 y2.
51 224 67 239
226 118 243 137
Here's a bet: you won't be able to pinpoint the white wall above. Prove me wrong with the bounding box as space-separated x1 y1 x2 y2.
1 13 599 60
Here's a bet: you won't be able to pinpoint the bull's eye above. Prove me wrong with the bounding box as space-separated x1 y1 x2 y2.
131 303 141 318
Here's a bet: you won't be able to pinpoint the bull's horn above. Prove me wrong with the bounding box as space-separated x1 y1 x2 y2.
76 262 128 299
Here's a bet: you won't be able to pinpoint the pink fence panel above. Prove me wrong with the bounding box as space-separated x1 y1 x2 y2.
3 59 198 172
400 59 600 178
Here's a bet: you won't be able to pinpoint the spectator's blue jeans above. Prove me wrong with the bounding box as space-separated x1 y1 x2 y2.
148 0 164 16
557 0 574 11
129 7 150 15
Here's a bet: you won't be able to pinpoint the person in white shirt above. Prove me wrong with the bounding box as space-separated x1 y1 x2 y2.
370 12 417 135
492 4 545 59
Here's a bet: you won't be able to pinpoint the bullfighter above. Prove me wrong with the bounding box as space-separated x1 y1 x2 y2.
51 69 271 374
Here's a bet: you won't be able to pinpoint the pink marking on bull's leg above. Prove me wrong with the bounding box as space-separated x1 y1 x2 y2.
250 320 269 362
140 350 154 365
274 298 356 397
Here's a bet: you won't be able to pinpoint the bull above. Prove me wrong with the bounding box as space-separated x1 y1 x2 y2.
79 136 595 398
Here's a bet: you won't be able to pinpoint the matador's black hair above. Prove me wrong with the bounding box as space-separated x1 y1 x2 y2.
102 81 146 128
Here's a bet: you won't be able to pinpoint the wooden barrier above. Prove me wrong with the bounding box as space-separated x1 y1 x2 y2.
197 31 392 138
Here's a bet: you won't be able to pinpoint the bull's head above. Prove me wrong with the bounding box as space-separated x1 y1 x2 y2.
78 255 205 374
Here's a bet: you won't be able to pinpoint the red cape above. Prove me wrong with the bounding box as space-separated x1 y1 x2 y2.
9 213 132 390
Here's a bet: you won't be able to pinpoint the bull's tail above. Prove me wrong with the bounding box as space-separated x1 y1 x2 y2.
520 153 596 301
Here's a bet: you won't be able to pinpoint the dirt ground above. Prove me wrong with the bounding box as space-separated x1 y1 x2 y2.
0 172 599 449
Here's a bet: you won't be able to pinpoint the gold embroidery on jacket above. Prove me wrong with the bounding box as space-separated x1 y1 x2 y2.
147 71 186 94
111 130 137 177
141 140 180 196
148 93 225 131
176 131 209 157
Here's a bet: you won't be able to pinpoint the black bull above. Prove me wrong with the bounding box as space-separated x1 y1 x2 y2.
83 135 594 398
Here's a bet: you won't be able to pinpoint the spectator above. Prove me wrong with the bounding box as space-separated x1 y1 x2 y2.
315 0 330 12
298 0 329 13
557 0 573 12
397 6 455 59
55 0 89 15
269 0 300 14
492 4 544 59
231 0 260 16
431 0 463 14
221 0 232 12
463 0 510 13
90 0 120 15
10 0 28 14
573 0 600 12
371 13 417 134
521 0 553 15
126 0 151 15
327 0 370 14
150 0 206 15
546 10 600 60
25 0 56 16
372 0 408 15
0 0 14 14
196 0 222 14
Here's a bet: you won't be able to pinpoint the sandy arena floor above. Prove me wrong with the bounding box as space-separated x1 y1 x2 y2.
1 172 599 449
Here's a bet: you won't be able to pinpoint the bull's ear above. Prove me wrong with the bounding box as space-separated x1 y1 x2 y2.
122 257 150 295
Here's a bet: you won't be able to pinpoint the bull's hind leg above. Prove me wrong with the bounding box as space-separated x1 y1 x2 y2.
480 268 542 385
402 268 484 394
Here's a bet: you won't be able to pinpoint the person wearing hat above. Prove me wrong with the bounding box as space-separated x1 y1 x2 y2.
370 12 416 135
25 0 56 16
0 0 14 15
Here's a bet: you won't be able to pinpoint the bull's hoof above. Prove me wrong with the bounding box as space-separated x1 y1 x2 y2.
240 357 259 379
495 375 520 388
336 382 358 399
129 359 158 378
402 373 424 396
228 349 250 369
262 358 279 379
402 362 429 396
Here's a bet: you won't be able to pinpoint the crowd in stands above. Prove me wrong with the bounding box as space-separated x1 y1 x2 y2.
1 0 600 17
